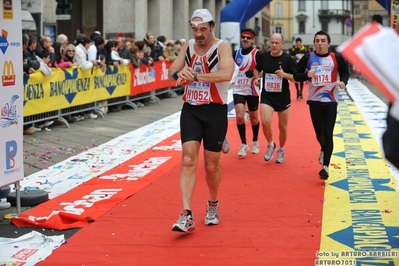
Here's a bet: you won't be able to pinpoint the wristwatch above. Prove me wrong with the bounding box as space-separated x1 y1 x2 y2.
172 70 179 80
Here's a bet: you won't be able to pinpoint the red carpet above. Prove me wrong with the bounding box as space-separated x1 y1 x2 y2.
38 84 325 265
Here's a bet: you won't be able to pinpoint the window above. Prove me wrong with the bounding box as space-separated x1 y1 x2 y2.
275 26 282 34
275 2 282 18
298 0 305 11
321 20 328 32
299 21 305 34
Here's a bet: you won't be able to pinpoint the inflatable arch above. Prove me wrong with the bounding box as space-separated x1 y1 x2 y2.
220 0 392 46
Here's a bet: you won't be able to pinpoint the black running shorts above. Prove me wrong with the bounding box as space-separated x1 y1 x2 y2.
180 102 228 152
233 94 259 111
260 91 291 112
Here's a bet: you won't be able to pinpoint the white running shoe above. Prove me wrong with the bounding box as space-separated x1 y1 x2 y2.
238 143 249 157
318 151 324 165
276 148 285 163
251 141 259 154
0 198 11 210
204 201 219 225
264 142 276 161
89 113 98 119
222 138 230 154
172 210 195 232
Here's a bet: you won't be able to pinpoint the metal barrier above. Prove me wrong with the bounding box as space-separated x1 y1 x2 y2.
23 86 182 129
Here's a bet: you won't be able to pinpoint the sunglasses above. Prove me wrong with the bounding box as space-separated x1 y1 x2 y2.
67 50 75 52
241 36 252 40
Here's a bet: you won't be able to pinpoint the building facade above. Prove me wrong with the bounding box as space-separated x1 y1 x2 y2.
21 0 266 45
270 0 294 49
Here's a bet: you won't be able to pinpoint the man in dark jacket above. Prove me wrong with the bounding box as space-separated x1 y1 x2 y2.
35 35 55 67
290 37 308 99
23 34 41 135
23 34 40 72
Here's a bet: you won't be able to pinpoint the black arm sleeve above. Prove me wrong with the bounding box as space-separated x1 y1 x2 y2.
293 53 311 82
335 52 350 85
383 104 399 169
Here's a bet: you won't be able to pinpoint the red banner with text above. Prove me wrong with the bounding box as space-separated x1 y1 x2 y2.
130 61 178 96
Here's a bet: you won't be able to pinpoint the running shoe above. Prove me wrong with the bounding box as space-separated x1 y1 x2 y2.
276 148 285 163
251 141 260 154
222 138 230 154
318 151 324 165
0 198 11 210
238 143 249 157
172 210 195 232
264 142 276 161
204 201 219 225
319 165 329 180
245 111 250 120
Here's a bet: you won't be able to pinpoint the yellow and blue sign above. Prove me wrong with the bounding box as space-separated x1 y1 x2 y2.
23 65 131 116
319 101 399 265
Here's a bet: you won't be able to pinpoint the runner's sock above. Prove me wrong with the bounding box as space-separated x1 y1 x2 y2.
252 122 259 142
237 123 246 144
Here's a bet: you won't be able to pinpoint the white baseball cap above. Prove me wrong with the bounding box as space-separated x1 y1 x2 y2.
190 9 214 25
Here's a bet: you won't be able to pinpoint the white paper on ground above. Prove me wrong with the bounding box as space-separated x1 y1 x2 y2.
0 231 65 266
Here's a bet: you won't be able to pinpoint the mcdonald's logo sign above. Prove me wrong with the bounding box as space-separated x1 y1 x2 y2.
2 60 15 86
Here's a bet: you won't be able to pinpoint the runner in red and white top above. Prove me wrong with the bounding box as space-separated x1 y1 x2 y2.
168 8 235 233
231 28 262 157
294 31 349 180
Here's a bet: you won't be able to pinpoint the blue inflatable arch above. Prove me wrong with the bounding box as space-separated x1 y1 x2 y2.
220 0 392 46
220 0 272 46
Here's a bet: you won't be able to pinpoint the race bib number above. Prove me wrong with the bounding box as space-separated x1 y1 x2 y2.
264 73 282 92
235 72 251 89
311 65 332 86
186 82 211 105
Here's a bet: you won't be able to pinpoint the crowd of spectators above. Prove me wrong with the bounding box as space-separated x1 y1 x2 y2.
22 31 184 135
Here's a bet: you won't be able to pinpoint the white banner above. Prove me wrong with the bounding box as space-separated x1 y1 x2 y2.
0 1 24 186
220 22 240 47
0 231 65 265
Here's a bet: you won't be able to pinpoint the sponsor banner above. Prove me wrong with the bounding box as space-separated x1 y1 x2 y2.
130 61 177 96
0 2 24 186
319 82 399 265
12 134 182 230
0 231 64 265
23 65 131 116
392 0 399 34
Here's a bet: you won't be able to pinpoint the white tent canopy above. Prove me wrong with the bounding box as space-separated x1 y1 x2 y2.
21 9 36 31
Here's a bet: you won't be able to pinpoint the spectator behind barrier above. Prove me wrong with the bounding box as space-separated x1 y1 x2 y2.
142 46 154 66
62 43 79 67
103 40 118 66
129 44 143 68
23 33 39 135
23 34 40 72
173 43 181 57
74 35 98 119
53 42 70 69
35 49 52 76
74 35 95 71
163 41 176 61
56 34 69 51
36 35 55 67
117 36 132 64
88 32 101 62
111 40 129 66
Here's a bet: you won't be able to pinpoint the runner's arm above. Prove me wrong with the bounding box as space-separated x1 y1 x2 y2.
168 41 190 81
196 41 235 83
